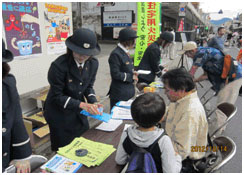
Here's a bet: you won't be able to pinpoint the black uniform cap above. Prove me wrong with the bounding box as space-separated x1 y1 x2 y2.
118 27 138 42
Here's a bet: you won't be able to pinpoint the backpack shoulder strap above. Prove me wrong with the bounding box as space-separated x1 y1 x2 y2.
123 130 166 154
123 129 140 155
148 132 166 152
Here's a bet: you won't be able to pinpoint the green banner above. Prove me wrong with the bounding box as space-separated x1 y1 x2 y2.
134 2 161 66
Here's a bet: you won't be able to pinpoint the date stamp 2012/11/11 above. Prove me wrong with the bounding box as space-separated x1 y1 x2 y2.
191 146 227 152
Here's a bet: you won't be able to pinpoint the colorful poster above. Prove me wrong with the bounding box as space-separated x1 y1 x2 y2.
44 3 71 55
134 2 161 66
2 2 42 58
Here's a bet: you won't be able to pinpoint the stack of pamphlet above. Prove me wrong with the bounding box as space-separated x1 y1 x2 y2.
111 106 132 120
111 99 134 120
57 137 116 167
41 154 82 173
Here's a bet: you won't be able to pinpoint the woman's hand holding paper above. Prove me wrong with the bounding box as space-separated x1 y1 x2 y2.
79 102 103 115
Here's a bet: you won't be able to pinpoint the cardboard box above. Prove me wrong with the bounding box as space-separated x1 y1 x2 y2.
23 116 50 152
23 119 34 146
33 125 50 138
23 111 47 125
32 87 49 109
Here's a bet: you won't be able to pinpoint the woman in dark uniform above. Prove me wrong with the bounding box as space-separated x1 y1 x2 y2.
2 40 32 173
43 28 103 151
108 27 138 109
137 31 173 85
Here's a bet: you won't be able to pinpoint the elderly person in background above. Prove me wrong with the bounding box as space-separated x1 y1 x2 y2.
160 68 208 172
207 26 225 53
181 41 242 105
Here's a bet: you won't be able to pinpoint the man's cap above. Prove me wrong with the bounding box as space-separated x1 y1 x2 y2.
178 41 197 55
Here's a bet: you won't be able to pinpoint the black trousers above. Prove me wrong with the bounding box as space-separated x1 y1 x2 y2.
138 77 152 85
49 116 89 151
110 98 120 111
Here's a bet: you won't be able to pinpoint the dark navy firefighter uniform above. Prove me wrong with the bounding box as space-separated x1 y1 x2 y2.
44 55 98 151
108 45 135 109
137 42 162 84
2 74 32 171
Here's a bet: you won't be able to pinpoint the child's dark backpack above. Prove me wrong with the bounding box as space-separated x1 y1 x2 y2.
123 131 165 173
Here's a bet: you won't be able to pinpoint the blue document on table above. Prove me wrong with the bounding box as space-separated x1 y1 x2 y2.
115 99 133 109
80 108 111 123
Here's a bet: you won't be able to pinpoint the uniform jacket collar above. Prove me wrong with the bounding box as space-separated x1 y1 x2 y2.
74 59 85 68
69 58 89 82
116 46 130 58
118 43 129 54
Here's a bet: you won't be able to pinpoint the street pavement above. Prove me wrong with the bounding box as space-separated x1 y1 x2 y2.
218 46 242 173
93 41 242 173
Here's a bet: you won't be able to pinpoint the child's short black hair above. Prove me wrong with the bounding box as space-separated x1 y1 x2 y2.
131 92 166 128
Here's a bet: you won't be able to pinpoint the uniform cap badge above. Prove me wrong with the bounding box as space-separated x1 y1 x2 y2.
83 43 90 49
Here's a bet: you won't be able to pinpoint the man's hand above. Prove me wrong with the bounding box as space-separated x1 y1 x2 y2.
189 65 198 76
162 68 168 74
194 72 208 83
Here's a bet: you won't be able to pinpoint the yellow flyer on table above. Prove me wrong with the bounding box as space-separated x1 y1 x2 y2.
57 137 116 167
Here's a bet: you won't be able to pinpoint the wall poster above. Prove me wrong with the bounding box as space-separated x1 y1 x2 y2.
44 3 71 55
2 2 42 58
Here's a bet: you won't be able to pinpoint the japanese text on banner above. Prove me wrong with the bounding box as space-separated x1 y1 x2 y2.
134 2 161 66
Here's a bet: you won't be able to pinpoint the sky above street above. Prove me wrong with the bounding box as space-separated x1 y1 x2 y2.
199 0 242 20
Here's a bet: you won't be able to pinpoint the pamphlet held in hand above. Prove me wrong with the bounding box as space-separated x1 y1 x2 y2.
80 107 111 123
136 70 151 75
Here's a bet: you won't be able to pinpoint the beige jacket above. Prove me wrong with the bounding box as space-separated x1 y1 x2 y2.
165 90 208 160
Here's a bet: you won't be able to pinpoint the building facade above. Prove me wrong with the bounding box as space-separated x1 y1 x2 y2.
72 2 210 41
